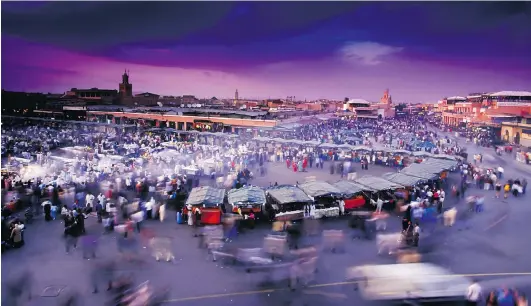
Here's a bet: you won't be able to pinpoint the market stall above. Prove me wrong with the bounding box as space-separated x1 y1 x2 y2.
354 175 404 211
186 186 225 225
332 180 370 210
227 185 266 215
298 180 342 218
265 185 313 222
382 172 425 188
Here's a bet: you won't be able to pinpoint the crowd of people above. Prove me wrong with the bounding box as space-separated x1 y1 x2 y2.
1 113 530 305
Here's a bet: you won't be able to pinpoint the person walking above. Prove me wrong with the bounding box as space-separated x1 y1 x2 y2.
64 214 80 254
466 279 482 306
159 202 166 222
413 222 420 247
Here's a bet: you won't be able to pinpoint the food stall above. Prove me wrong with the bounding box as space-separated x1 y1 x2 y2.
265 185 313 222
346 263 471 303
354 175 404 211
185 186 224 225
411 151 434 163
298 180 342 218
332 180 370 210
227 185 266 215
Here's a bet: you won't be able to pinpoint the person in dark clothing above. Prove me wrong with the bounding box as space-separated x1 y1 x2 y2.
95 201 103 223
64 214 80 253
43 202 52 221
76 210 85 234
402 218 410 232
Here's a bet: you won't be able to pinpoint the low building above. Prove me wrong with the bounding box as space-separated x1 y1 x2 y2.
343 92 395 119
133 92 160 106
182 95 198 104
501 116 531 146
441 90 531 126
65 88 118 103
85 107 275 133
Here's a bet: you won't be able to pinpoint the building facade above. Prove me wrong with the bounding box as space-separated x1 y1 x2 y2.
65 88 118 103
501 117 531 146
441 91 531 127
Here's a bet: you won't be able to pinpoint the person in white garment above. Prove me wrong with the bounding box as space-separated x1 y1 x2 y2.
465 280 482 306
187 205 194 226
339 199 345 216
497 166 504 179
85 192 95 209
371 198 388 213
159 202 166 222
145 197 155 219
97 193 105 207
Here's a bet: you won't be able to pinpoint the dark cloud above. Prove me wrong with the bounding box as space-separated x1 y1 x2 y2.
1 2 236 50
2 2 530 69
1 2 358 51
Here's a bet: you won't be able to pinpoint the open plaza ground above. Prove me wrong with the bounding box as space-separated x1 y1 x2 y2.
2 138 531 305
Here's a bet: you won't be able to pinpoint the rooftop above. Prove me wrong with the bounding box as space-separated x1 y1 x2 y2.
446 96 467 100
346 98 371 105
135 92 159 97
489 91 531 97
70 88 117 92
86 105 268 117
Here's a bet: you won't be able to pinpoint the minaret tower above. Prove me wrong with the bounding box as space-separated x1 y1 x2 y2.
119 70 133 98
233 89 239 106
380 88 392 104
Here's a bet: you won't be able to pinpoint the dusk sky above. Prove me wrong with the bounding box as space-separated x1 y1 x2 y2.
2 2 531 102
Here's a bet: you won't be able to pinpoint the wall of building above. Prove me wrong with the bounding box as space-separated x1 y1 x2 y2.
501 123 531 146
133 95 160 106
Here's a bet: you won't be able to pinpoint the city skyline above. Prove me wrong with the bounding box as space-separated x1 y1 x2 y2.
2 2 531 102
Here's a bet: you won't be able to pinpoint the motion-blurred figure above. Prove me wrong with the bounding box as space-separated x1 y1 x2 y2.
3 269 34 306
90 259 116 293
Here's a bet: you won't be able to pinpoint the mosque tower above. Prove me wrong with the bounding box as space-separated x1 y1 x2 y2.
119 70 133 98
233 89 239 106
380 89 392 104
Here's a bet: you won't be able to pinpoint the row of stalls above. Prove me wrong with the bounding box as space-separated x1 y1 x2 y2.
252 136 461 165
183 157 459 225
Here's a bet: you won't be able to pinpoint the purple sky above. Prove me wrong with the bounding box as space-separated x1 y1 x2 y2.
2 2 531 102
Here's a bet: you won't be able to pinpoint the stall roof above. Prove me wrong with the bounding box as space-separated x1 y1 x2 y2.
352 145 373 151
400 164 442 179
422 158 458 169
298 180 341 197
266 185 313 204
318 143 338 149
272 137 288 143
432 154 458 161
186 186 225 207
337 144 353 150
354 175 404 191
382 172 426 187
412 151 433 157
227 186 266 206
253 136 271 142
332 180 371 194
392 149 412 155
2 116 137 128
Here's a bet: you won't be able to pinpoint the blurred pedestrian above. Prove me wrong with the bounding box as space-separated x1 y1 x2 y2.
90 259 116 293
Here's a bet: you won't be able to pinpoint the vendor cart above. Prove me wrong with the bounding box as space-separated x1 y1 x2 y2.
227 185 265 217
265 185 313 222
185 186 224 225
